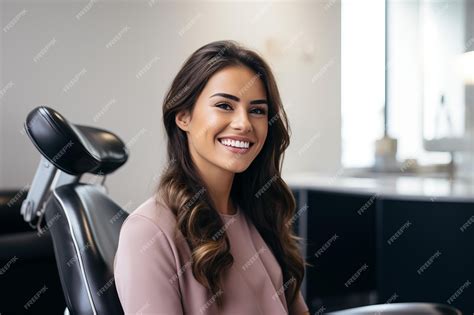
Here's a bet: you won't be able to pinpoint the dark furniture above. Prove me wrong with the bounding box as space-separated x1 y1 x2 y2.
292 187 474 314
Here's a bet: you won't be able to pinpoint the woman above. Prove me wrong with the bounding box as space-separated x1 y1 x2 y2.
114 40 310 314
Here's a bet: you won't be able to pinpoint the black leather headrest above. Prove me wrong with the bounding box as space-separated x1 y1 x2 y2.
24 106 128 176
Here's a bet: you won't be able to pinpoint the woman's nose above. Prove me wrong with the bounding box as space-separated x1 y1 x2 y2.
230 108 252 132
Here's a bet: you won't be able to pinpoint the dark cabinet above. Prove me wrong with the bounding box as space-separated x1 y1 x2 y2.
292 188 474 314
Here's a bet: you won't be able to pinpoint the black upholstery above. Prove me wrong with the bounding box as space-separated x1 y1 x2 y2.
22 106 129 314
24 106 128 176
326 302 462 314
45 184 127 315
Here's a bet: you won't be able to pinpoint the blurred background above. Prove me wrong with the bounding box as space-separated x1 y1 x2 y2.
0 0 473 314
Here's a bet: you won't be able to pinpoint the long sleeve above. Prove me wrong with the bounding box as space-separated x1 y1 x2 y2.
289 290 310 315
114 214 183 315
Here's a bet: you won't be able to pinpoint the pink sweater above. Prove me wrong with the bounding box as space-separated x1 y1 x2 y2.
114 195 309 314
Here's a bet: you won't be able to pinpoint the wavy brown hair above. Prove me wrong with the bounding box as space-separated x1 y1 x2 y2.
156 40 305 309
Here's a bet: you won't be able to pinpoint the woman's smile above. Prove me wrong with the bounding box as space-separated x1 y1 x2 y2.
217 137 254 154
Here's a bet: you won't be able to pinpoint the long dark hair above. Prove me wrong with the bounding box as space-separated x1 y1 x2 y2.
157 40 305 309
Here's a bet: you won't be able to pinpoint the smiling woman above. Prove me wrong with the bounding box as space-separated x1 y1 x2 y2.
114 40 310 315
176 66 269 179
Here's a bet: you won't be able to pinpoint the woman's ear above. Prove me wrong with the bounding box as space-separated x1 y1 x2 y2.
175 110 191 132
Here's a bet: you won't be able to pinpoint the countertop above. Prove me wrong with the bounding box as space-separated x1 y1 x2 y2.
284 171 474 202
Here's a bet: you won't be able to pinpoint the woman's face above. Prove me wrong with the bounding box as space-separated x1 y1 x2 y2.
176 65 269 174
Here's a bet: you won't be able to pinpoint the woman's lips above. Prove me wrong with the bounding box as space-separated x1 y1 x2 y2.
217 139 251 154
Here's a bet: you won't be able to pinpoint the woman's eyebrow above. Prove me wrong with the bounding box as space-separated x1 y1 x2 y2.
210 92 268 105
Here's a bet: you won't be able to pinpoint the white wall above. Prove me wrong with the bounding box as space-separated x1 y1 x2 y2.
0 0 341 210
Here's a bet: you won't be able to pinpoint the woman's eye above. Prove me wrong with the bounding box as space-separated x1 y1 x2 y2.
251 108 267 115
216 103 266 115
216 103 232 110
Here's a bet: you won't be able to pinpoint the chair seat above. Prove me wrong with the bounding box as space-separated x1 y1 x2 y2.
326 302 462 315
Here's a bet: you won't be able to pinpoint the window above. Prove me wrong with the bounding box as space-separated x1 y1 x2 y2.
341 0 458 168
341 0 385 168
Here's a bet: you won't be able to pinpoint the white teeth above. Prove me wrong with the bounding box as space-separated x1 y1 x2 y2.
219 138 250 149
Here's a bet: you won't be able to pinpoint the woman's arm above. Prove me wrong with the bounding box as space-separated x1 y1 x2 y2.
114 215 183 314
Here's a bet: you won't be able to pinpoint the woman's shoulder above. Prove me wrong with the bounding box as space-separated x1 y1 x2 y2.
120 194 178 242
114 195 184 312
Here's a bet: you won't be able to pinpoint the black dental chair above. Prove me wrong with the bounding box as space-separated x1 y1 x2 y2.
20 106 462 315
21 106 128 314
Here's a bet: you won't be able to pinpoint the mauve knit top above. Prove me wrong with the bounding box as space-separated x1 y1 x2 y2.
113 195 309 315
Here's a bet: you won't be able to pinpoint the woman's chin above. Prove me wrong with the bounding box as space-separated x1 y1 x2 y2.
219 161 250 174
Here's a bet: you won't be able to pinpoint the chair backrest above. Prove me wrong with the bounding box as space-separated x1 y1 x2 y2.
22 106 129 314
45 184 127 315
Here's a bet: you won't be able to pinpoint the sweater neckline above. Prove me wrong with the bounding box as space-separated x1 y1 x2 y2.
218 205 241 219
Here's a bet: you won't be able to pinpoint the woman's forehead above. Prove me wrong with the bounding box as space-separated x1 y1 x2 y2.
203 66 267 100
